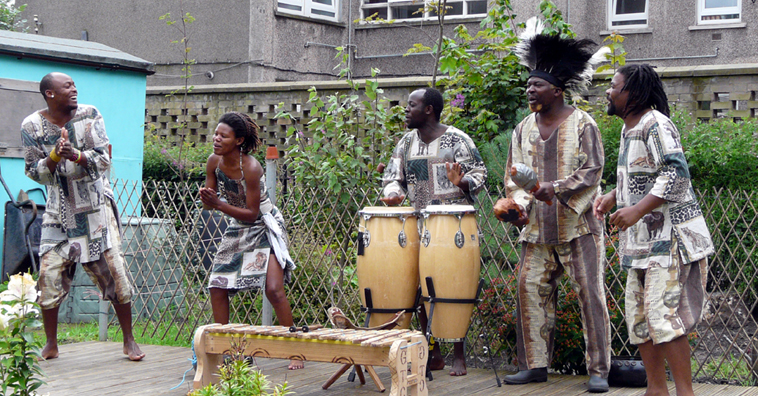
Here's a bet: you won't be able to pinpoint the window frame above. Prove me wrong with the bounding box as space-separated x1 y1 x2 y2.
607 0 648 30
360 0 487 22
278 0 340 23
697 0 741 25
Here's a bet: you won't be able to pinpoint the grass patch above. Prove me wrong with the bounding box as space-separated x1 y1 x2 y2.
33 320 192 348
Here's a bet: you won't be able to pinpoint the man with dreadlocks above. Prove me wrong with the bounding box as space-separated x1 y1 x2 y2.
594 64 713 396
502 18 611 392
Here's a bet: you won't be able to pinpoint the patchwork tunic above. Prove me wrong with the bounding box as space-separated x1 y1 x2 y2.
22 105 133 308
506 109 611 377
381 126 487 210
616 110 713 345
207 167 296 291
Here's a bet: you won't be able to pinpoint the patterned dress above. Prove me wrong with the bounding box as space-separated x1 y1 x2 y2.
207 166 295 291
381 126 487 210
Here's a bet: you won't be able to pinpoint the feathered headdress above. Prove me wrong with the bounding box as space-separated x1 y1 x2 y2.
514 17 609 95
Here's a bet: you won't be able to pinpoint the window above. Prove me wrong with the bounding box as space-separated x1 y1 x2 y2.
698 0 741 24
608 0 648 29
361 0 487 22
278 0 339 22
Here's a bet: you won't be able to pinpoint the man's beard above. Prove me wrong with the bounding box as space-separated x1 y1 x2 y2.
606 101 618 116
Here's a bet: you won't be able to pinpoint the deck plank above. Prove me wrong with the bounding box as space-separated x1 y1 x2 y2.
28 341 758 396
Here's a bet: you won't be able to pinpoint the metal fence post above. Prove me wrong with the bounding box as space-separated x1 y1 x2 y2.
263 146 279 326
98 299 108 341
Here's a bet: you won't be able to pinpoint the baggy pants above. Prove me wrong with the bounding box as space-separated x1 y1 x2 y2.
514 233 611 378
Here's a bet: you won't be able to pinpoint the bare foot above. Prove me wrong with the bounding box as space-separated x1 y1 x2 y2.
123 340 145 361
449 357 467 376
288 359 304 370
41 342 59 360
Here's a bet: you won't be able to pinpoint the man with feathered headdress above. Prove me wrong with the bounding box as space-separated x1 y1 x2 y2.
502 18 611 392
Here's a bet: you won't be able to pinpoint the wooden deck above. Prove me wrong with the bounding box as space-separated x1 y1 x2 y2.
35 341 758 395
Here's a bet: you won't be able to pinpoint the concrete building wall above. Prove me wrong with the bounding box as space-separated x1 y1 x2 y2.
19 1 758 82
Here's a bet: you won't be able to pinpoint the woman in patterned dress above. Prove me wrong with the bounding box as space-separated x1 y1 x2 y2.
199 112 301 369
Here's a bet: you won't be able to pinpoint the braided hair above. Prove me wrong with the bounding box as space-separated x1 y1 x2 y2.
617 64 670 117
218 112 261 154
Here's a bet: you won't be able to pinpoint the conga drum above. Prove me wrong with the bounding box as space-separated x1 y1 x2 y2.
356 206 419 329
418 205 480 341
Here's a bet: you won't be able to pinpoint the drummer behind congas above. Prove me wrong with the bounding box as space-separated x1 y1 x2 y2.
380 87 487 377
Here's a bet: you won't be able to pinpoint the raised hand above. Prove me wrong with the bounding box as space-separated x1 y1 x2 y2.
445 162 464 187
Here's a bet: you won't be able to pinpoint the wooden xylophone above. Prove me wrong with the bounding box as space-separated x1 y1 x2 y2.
193 323 428 396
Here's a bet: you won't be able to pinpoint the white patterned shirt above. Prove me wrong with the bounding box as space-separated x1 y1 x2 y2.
616 110 714 269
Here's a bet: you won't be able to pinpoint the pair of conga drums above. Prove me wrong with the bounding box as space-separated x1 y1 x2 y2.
356 205 480 342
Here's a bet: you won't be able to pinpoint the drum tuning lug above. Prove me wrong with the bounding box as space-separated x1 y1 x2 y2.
455 230 465 248
398 230 407 248
362 230 371 248
422 230 431 247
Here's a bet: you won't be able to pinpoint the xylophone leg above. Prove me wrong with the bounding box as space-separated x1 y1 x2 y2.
355 364 367 385
408 334 428 396
193 324 223 389
323 363 353 390
388 339 409 396
365 365 386 392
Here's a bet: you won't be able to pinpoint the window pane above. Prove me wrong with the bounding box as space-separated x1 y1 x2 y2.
312 9 336 17
616 0 645 14
392 4 425 19
363 0 387 3
704 0 738 7
468 1 488 15
363 7 388 19
278 2 302 11
313 0 333 4
612 19 646 26
433 2 462 16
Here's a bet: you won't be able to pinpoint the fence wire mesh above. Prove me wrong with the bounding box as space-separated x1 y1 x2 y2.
110 178 758 385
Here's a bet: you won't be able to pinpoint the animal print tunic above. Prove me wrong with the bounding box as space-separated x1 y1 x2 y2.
207 167 295 291
381 126 487 210
616 110 714 269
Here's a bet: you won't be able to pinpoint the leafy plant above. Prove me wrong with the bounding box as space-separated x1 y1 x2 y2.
154 2 197 182
275 50 405 288
189 337 292 396
0 0 27 32
0 273 45 396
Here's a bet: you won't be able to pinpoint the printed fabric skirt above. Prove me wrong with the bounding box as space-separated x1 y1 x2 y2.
207 208 295 292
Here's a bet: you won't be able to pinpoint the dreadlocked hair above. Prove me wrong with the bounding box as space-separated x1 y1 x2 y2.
218 112 261 154
618 64 670 117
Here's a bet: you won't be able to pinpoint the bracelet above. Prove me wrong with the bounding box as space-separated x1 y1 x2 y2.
49 149 61 163
73 150 82 164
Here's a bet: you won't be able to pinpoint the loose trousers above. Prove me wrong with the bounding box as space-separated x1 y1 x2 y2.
514 233 611 378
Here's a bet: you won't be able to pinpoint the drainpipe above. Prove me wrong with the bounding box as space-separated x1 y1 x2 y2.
262 146 279 326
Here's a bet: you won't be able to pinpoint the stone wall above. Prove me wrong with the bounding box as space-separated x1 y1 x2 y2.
146 64 758 156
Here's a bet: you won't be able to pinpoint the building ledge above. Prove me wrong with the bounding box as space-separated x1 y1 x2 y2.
274 11 347 28
595 63 758 79
147 76 435 95
599 28 653 36
355 16 483 30
689 22 747 31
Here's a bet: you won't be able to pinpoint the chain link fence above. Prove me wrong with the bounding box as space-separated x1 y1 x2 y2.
111 178 758 385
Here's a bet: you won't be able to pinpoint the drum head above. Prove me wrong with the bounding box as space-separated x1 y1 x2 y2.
421 204 476 215
359 206 418 217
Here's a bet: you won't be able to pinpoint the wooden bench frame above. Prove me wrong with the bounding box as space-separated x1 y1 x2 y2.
193 324 428 396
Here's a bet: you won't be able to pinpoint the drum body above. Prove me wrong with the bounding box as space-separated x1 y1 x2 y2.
419 205 480 342
356 206 419 329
